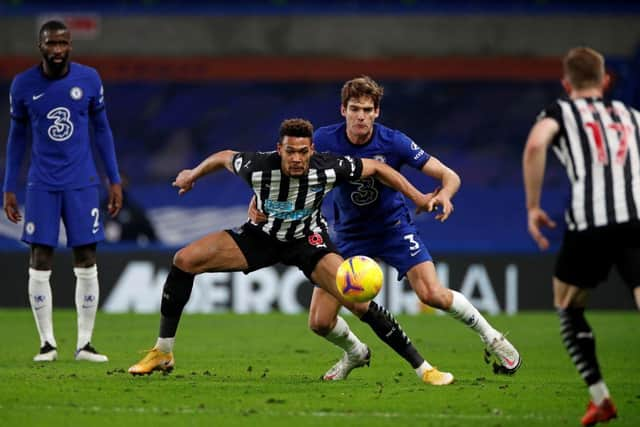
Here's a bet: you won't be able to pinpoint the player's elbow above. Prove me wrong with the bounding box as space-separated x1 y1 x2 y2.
523 139 546 160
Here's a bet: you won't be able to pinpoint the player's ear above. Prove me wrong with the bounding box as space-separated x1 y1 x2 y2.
561 77 572 95
340 104 347 118
602 73 611 92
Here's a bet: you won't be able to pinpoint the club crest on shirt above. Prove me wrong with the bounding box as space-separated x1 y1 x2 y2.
373 154 386 163
70 86 83 100
25 222 35 235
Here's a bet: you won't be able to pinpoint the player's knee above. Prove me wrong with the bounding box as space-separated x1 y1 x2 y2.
308 314 333 336
173 248 199 274
72 243 97 267
344 301 369 318
30 244 54 270
414 283 449 310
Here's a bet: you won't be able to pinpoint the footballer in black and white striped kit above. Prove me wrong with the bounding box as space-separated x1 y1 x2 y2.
129 117 448 386
523 46 638 426
540 98 640 231
231 150 361 242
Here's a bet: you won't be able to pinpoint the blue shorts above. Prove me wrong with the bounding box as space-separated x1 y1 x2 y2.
22 186 104 248
335 222 432 280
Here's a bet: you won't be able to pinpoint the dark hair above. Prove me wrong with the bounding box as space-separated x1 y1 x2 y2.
39 20 68 41
563 47 605 90
279 118 314 142
341 75 384 108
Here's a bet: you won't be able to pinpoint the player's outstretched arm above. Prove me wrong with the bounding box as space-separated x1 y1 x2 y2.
361 158 430 212
420 156 460 222
172 150 237 196
523 118 559 250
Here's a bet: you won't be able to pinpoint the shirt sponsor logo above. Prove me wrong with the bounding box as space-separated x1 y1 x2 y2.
264 199 312 220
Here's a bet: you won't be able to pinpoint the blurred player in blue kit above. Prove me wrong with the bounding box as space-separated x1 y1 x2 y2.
251 76 521 381
2 21 122 362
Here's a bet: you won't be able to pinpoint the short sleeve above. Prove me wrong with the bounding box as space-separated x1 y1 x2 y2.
394 131 430 170
231 151 265 182
537 100 562 124
232 152 246 175
335 155 363 181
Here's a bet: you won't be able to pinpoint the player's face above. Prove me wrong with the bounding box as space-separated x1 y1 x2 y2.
278 136 314 177
341 96 380 144
39 29 72 76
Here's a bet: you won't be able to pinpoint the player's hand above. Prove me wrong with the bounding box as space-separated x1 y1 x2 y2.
415 186 439 215
418 187 453 222
3 192 22 223
172 169 197 195
107 183 123 218
248 195 267 224
527 207 556 251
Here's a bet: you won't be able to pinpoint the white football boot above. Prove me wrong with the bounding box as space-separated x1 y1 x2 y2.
322 345 371 380
33 342 57 362
75 343 109 362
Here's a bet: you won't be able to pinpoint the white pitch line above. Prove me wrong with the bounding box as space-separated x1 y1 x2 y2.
0 404 570 422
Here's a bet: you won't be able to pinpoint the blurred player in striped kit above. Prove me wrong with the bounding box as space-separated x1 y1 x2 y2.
523 46 640 426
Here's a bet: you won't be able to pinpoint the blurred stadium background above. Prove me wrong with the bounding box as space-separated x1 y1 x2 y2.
1 0 639 312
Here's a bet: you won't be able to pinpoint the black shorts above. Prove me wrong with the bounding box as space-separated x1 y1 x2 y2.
555 220 640 289
225 222 338 280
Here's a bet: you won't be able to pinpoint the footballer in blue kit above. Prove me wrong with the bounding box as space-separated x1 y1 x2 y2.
2 21 122 363
314 121 433 279
249 77 522 381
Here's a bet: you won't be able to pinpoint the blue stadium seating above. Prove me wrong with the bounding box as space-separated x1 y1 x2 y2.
0 56 638 252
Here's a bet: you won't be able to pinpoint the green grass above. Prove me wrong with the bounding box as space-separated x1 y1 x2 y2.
0 310 638 427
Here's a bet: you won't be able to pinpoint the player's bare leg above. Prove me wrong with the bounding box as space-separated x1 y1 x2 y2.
129 231 248 375
311 253 453 384
72 243 107 362
29 244 57 361
408 261 521 374
309 287 371 380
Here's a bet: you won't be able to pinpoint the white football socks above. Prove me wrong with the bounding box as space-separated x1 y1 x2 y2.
589 380 610 405
324 315 367 358
74 265 99 350
415 361 434 378
155 337 175 353
447 290 498 343
28 268 56 348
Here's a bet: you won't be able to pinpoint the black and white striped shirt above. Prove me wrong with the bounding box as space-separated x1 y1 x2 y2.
542 97 640 231
232 151 363 241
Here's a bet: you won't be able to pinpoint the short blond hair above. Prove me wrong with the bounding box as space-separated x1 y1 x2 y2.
563 47 605 90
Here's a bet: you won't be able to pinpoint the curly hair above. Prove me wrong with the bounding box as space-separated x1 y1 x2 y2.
279 118 314 142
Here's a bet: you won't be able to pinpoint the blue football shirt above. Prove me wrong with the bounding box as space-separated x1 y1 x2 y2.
7 62 110 190
314 122 430 236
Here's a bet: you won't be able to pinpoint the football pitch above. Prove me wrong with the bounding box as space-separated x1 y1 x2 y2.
0 310 638 427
